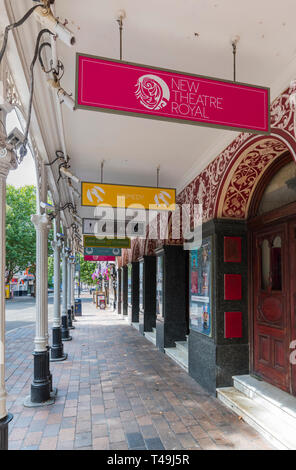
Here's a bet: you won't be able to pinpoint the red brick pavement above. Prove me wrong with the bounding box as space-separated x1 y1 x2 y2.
5 301 272 450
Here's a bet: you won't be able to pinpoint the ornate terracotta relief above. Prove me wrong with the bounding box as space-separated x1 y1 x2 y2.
178 83 296 222
217 138 287 218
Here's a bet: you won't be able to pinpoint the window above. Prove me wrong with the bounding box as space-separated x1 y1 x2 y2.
261 239 270 291
271 236 282 291
258 161 296 215
261 236 282 291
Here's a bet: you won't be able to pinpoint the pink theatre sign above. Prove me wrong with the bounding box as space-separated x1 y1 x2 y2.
84 255 116 262
76 53 270 134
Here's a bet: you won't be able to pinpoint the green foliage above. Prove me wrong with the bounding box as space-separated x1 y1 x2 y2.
5 185 53 284
6 185 36 282
48 256 54 287
79 254 96 286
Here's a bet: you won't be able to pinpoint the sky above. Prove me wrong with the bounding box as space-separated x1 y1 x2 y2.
6 151 37 187
5 109 37 188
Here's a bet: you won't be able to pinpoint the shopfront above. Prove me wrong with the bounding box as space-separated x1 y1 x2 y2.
155 246 188 352
138 256 156 335
249 155 296 395
118 82 296 404
127 262 139 324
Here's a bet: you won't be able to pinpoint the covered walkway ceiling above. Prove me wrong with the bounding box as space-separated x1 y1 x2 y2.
3 0 296 198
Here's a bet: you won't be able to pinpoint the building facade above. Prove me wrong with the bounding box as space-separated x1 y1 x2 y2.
118 81 296 398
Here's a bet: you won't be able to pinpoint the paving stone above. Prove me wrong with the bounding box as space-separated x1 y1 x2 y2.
109 428 125 443
76 420 91 433
140 424 159 439
75 431 92 448
105 408 120 418
145 437 165 450
4 302 273 451
92 424 108 438
126 432 146 449
29 419 47 432
23 431 43 447
8 440 23 450
39 436 58 450
9 427 28 441
43 423 60 437
59 428 76 441
56 439 74 450
92 437 110 450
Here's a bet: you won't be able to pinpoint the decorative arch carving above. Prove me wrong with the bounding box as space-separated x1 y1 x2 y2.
216 137 288 219
178 81 296 222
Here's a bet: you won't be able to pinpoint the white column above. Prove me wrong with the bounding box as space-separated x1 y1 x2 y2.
62 244 68 317
71 256 75 308
67 244 71 312
0 157 12 420
31 213 50 353
53 215 61 328
25 164 54 406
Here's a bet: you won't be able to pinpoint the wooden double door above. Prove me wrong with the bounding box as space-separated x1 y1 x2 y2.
252 218 296 395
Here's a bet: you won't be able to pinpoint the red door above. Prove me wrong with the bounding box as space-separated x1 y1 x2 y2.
289 220 296 396
252 222 291 393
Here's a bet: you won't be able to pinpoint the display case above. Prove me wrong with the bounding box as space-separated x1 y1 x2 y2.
138 256 156 334
156 255 164 319
117 267 122 315
128 262 139 323
127 263 132 310
155 246 188 351
122 265 128 316
189 236 212 336
139 260 144 313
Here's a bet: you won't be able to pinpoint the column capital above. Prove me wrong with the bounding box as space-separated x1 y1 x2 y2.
0 150 17 179
51 239 62 250
31 213 51 230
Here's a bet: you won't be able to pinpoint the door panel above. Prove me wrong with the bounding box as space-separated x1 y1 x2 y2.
252 223 290 392
289 221 296 396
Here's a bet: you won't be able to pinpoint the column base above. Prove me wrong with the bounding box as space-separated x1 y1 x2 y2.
46 346 53 393
71 305 77 322
68 308 75 329
0 413 13 450
26 350 54 406
50 353 68 362
61 315 72 341
50 327 67 361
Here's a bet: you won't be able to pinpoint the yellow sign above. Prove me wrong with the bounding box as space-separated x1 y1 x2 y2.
5 284 10 299
81 182 176 210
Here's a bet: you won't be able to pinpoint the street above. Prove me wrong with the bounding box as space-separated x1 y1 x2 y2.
5 295 54 332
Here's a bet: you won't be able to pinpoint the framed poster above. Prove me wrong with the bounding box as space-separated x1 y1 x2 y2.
189 236 212 336
139 261 144 312
120 269 123 305
128 264 132 307
156 255 164 318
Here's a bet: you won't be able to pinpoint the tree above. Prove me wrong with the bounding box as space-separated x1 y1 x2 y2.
79 254 96 286
48 255 54 288
6 185 37 283
5 185 53 284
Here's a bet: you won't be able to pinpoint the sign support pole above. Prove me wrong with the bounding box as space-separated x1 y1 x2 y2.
116 10 126 61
